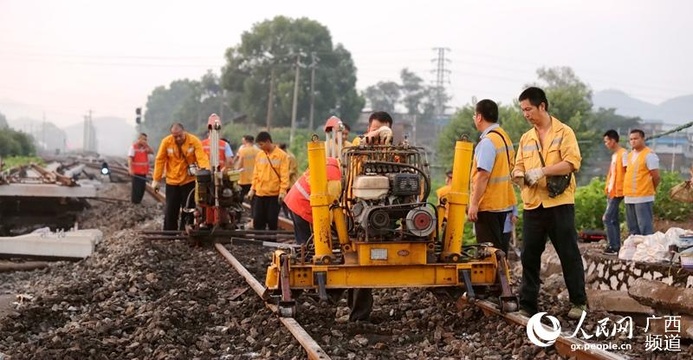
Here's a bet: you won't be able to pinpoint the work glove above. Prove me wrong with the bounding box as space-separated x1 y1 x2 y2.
511 170 525 187
373 126 393 144
151 180 160 192
246 189 255 201
525 168 545 186
278 192 286 204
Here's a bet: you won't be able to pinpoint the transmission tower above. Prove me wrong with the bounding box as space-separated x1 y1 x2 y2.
432 47 451 130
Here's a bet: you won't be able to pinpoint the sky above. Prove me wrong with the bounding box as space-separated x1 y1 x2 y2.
1 0 692 128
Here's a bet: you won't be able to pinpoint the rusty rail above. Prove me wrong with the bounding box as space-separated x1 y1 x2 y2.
215 244 330 360
472 299 629 360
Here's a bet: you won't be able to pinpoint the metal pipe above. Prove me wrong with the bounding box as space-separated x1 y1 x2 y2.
307 138 333 263
442 138 473 261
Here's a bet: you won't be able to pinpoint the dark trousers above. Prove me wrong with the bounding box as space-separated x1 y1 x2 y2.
474 210 511 254
520 204 586 314
253 195 280 230
240 184 251 200
131 173 147 204
290 210 312 245
164 182 196 231
347 288 373 322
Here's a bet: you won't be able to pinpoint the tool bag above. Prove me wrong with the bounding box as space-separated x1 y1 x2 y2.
534 139 572 198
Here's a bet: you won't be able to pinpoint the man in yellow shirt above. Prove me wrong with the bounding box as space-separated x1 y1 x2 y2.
436 170 452 212
247 131 290 230
512 87 586 320
151 123 210 230
235 134 260 199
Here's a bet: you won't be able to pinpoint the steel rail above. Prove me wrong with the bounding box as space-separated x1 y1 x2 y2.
215 243 330 360
134 167 327 359
472 299 629 360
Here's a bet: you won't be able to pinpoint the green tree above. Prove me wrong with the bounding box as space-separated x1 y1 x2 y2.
0 128 34 157
141 79 202 147
364 81 400 113
437 102 526 169
221 16 363 129
0 111 7 128
531 67 599 157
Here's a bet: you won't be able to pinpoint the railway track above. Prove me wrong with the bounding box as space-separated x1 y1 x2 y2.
129 169 631 360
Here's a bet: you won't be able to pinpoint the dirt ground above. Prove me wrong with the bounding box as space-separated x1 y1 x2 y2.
0 181 690 359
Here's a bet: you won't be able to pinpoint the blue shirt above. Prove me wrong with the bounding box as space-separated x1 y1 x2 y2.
474 124 500 172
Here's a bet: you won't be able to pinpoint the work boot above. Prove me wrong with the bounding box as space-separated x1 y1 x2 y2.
603 247 618 255
567 304 587 320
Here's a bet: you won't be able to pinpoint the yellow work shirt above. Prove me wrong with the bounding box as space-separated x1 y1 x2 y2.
514 117 581 210
287 151 298 188
153 133 210 186
237 145 260 186
251 146 290 196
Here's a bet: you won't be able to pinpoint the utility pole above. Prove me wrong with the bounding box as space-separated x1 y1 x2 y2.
308 53 318 131
432 47 451 132
289 53 301 146
266 67 275 130
42 112 46 151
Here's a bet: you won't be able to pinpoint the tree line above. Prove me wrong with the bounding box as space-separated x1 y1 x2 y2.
0 111 36 157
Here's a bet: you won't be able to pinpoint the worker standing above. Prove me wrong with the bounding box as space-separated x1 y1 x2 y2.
201 114 233 168
127 132 153 204
623 129 660 236
151 123 210 231
602 129 627 254
467 99 516 255
247 131 290 230
512 87 587 320
236 135 260 199
284 157 342 245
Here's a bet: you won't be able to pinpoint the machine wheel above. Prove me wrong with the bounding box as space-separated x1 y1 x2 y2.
278 304 296 318
500 298 518 313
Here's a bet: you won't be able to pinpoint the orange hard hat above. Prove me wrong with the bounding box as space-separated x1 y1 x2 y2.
207 113 221 128
323 116 342 132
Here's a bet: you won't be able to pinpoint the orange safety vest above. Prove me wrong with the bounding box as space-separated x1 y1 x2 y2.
623 147 656 197
201 138 227 165
470 127 516 211
605 148 626 198
284 158 341 223
130 143 149 175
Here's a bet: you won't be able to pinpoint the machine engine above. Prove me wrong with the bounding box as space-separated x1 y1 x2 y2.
344 144 435 242
194 168 245 229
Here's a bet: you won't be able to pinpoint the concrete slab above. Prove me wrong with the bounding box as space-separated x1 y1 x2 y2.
0 183 96 198
586 289 654 315
0 229 102 259
628 278 693 315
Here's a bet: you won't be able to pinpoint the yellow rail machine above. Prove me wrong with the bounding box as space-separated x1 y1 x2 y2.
265 123 517 317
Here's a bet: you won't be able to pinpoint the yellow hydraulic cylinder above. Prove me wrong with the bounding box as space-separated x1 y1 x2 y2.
332 206 350 249
442 139 473 261
307 138 334 263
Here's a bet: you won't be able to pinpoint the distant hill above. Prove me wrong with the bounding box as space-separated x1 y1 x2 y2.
63 117 136 156
593 90 693 124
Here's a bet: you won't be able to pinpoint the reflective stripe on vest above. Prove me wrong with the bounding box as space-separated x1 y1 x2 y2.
624 148 655 197
471 127 516 211
294 179 311 200
202 139 227 163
